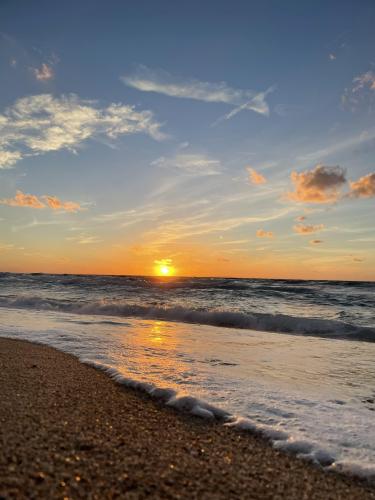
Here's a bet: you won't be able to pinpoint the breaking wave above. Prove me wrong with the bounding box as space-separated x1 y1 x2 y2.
0 294 374 342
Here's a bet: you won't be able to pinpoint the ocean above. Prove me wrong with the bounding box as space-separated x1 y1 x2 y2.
0 272 374 478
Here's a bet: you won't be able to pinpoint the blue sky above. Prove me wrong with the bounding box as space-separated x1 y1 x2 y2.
0 0 374 279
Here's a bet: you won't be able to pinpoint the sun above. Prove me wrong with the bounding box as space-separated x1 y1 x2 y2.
160 265 171 275
154 259 175 277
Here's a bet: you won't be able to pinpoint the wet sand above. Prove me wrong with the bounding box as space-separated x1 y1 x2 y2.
0 337 374 499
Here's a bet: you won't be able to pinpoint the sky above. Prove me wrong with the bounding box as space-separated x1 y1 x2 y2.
0 0 375 280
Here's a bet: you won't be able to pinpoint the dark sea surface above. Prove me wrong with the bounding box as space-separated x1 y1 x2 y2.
0 272 374 341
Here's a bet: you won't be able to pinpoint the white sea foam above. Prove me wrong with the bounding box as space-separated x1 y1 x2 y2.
1 307 375 481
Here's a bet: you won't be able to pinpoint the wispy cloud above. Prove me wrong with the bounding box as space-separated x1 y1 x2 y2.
293 223 324 235
247 167 266 185
348 236 375 243
296 129 375 164
0 242 14 253
121 66 274 120
32 63 54 81
66 233 101 245
342 71 375 111
92 205 167 225
0 93 165 168
11 218 72 232
256 229 274 238
143 207 291 248
151 154 220 176
0 190 82 212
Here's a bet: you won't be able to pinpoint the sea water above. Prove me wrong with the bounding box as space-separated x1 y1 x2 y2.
0 273 374 478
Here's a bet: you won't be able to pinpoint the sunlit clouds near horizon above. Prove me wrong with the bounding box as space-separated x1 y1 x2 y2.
0 1 374 280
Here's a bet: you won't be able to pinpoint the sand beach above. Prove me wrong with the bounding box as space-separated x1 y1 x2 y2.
0 337 374 499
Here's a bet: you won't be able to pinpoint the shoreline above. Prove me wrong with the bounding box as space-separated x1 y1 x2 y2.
0 338 374 499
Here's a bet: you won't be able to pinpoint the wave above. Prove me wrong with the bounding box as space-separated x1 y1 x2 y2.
0 294 374 342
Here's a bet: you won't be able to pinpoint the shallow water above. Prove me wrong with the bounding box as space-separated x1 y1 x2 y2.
1 305 375 478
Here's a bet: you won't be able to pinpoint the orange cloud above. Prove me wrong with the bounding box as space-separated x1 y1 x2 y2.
256 229 273 238
0 190 45 209
43 195 81 212
288 164 346 203
0 190 81 212
348 172 375 199
247 167 266 185
294 223 324 235
33 63 54 81
310 239 323 244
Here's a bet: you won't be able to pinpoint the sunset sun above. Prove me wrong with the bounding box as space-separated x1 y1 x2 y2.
160 265 171 275
154 259 175 277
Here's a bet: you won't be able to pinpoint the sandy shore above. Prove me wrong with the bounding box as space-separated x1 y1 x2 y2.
0 338 374 499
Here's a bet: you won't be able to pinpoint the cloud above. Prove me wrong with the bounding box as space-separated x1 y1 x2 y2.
353 71 375 91
0 190 45 209
0 150 23 168
145 207 291 248
348 172 375 199
329 53 336 61
0 242 15 253
247 167 266 185
293 223 324 235
154 258 172 266
33 63 54 81
256 229 274 238
151 154 220 176
297 129 375 164
288 164 347 203
66 233 101 245
43 195 81 212
342 71 375 111
121 66 273 119
0 93 165 168
310 239 323 244
0 190 81 212
295 215 307 222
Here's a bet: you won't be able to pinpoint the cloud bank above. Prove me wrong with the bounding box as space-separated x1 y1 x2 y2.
0 190 81 212
0 93 165 168
121 66 273 119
